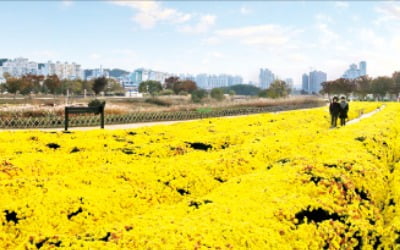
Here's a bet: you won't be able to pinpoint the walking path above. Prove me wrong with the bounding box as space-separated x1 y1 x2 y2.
2 105 384 132
346 105 385 125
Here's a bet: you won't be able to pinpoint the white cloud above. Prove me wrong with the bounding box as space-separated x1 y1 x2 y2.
315 13 334 24
334 2 349 9
62 0 73 7
179 14 216 33
112 1 192 29
202 37 221 45
374 2 400 25
214 24 301 47
90 53 102 60
316 23 340 45
240 6 252 15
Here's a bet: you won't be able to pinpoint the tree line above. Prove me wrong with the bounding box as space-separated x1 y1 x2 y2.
139 77 292 102
0 73 124 98
320 72 400 100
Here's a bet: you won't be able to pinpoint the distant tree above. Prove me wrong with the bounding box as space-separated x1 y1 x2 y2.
5 77 21 99
371 76 394 100
228 90 235 96
19 76 35 96
391 71 400 98
320 81 335 98
172 80 197 94
106 79 125 95
191 89 208 103
82 80 94 96
354 75 372 100
260 80 291 99
139 80 162 96
210 88 225 101
334 78 355 98
43 74 61 98
164 76 180 90
0 83 6 93
92 77 108 96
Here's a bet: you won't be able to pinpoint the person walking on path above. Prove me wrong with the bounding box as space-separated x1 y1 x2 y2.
339 96 349 126
329 96 340 128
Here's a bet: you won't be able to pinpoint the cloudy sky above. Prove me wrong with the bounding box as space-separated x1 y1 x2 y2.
1 1 400 86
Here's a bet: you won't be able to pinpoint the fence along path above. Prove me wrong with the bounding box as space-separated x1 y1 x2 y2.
1 105 384 132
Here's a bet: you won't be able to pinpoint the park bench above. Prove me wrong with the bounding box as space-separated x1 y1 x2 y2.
64 101 105 131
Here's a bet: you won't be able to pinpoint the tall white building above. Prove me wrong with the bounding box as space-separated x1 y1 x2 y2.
259 68 275 89
41 61 82 80
0 58 39 77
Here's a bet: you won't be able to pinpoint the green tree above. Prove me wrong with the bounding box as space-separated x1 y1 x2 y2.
260 80 291 99
354 75 371 100
92 77 108 96
191 89 208 103
210 88 225 101
139 80 162 96
371 76 394 100
106 79 124 95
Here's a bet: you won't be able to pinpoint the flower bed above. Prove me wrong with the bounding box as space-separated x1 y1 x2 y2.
1 102 398 249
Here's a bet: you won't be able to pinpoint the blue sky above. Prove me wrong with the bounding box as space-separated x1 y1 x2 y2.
1 1 400 86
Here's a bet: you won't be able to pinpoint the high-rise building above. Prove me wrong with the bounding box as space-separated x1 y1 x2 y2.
302 70 327 94
302 74 309 93
259 68 275 89
359 61 367 76
342 61 367 79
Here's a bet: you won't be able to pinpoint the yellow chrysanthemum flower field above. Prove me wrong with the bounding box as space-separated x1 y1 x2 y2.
1 102 400 249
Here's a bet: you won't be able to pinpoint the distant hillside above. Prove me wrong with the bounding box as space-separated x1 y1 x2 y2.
108 68 130 78
220 84 261 96
0 58 8 66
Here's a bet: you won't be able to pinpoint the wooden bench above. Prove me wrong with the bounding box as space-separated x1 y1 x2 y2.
65 103 105 131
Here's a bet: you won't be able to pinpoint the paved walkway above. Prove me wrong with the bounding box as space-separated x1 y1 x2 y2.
346 105 384 125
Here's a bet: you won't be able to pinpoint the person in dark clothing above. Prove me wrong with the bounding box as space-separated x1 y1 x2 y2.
339 96 349 126
329 96 340 128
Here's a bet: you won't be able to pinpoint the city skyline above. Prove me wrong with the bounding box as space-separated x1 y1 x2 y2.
1 1 399 86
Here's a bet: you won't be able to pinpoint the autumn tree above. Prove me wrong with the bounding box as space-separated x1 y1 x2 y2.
334 78 355 98
391 71 400 98
164 76 179 90
5 77 21 99
354 75 371 100
371 76 394 100
172 80 197 94
92 77 108 96
43 74 61 98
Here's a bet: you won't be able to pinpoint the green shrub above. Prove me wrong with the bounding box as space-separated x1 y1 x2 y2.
210 88 225 101
191 89 208 103
145 98 172 106
159 89 174 96
88 99 106 107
